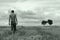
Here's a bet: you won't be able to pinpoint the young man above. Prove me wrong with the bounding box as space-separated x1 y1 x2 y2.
9 10 18 33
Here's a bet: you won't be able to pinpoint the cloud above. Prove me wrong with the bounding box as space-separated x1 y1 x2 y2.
0 0 60 26
0 0 17 2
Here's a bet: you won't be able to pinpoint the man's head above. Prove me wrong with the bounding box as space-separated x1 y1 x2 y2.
11 10 14 13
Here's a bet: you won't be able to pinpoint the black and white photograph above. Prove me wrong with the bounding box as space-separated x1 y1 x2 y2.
0 0 60 40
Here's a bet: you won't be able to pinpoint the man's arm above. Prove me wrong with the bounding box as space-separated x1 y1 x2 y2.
9 15 11 25
15 14 18 24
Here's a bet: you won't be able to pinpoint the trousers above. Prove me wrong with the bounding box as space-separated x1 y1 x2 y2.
11 21 16 32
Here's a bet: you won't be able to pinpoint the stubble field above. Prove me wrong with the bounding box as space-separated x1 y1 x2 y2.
0 26 60 40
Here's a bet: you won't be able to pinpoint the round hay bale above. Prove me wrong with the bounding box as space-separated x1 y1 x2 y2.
41 20 47 25
48 19 53 25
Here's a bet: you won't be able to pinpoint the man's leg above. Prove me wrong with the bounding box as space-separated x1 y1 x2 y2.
14 24 16 31
11 25 14 31
11 21 14 31
13 23 16 33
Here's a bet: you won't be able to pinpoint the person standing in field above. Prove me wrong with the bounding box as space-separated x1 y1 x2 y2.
9 10 18 33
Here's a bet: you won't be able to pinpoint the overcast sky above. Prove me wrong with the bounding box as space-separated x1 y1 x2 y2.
0 0 60 26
